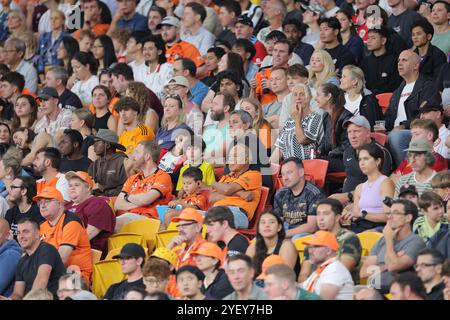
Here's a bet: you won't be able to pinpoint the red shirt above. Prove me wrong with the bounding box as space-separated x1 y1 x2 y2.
252 40 268 67
394 152 448 175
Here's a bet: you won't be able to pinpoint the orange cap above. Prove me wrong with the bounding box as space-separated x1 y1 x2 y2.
33 186 64 203
191 242 223 261
256 255 288 280
65 171 94 188
171 207 203 224
302 231 339 251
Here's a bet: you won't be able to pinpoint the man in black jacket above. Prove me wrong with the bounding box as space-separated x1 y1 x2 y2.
384 50 441 167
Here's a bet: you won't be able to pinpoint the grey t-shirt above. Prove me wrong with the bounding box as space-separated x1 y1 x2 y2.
223 283 268 300
370 232 426 292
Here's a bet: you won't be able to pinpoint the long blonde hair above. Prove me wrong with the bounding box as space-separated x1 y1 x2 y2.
308 49 336 88
241 97 271 131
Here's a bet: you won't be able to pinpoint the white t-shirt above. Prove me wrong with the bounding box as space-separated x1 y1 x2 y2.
138 63 173 101
344 93 363 115
394 82 415 127
71 75 99 106
435 125 450 159
302 258 354 300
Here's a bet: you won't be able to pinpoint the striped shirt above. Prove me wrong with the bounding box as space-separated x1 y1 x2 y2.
394 171 436 198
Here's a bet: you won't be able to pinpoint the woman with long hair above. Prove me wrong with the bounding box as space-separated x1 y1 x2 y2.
71 108 97 160
272 83 323 162
11 94 38 130
308 49 339 89
70 52 99 107
91 85 117 132
315 83 352 172
339 65 382 129
0 147 23 198
6 10 27 38
342 143 394 233
92 35 117 71
336 10 364 64
246 211 299 277
240 98 272 150
57 36 79 76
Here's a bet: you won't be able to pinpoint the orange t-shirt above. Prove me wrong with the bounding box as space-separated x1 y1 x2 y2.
213 170 262 220
120 169 173 219
258 122 272 149
72 24 110 39
180 192 208 211
36 173 65 195
166 274 180 298
40 212 92 283
89 96 119 118
165 41 205 67
175 235 206 270
255 68 277 105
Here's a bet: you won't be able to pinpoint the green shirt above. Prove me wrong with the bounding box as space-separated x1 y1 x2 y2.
295 287 321 300
431 30 450 56
413 215 449 244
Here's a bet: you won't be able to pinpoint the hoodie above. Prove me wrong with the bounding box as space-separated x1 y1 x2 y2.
0 240 22 297
88 152 128 197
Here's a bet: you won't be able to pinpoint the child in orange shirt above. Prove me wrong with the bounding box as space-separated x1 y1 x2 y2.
163 167 207 229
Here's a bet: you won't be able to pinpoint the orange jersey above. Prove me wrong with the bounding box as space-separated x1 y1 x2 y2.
165 41 205 67
175 235 206 270
255 68 277 105
180 192 208 211
118 124 155 155
89 96 119 118
213 170 262 220
40 212 92 284
258 122 272 149
72 24 110 39
166 274 180 298
120 169 173 219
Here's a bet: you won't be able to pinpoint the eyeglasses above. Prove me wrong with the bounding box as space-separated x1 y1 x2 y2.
10 185 24 189
177 222 197 229
144 278 166 286
414 263 437 269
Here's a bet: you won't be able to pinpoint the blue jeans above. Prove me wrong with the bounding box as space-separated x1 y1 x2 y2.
388 129 411 168
227 206 249 229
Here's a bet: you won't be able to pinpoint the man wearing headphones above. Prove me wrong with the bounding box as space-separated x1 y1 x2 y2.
394 139 437 198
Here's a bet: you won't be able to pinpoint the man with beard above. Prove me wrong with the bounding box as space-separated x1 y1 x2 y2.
203 92 234 165
114 140 173 232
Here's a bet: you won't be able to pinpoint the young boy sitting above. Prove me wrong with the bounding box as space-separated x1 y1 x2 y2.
164 167 208 228
414 191 449 244
176 135 216 191
431 170 450 203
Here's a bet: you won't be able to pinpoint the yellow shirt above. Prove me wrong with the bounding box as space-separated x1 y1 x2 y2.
176 162 216 191
119 124 154 155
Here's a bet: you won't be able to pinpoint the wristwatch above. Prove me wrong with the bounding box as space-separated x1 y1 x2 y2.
361 210 368 220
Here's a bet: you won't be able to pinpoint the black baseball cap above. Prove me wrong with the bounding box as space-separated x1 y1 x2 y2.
235 15 253 28
419 103 444 114
112 243 146 260
399 184 419 197
37 86 59 100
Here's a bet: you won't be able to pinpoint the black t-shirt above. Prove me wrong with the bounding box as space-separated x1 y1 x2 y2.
103 278 145 300
59 89 83 111
59 156 92 173
427 282 444 300
15 242 66 296
388 9 423 48
94 111 112 132
81 136 96 158
202 269 234 300
219 233 249 258
5 203 44 241
324 44 355 75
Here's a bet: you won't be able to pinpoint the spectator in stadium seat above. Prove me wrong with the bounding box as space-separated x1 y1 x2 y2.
175 265 206 300
70 52 99 108
167 208 206 270
0 72 25 121
257 0 286 44
33 147 70 201
44 66 83 111
37 186 92 283
0 218 21 297
0 218 66 300
411 19 447 81
232 39 259 84
360 26 402 96
57 273 96 300
354 287 384 300
142 258 172 297
389 272 427 300
246 211 299 277
223 253 267 300
301 231 355 300
263 66 290 128
217 0 240 46
300 198 362 283
273 157 324 239
387 0 424 48
0 0 12 42
56 36 79 85
301 3 323 47
5 176 44 241
360 199 426 294
88 129 128 197
58 129 92 173
415 191 448 244
283 19 314 66
319 17 356 75
336 10 364 65
204 206 249 259
110 63 134 98
415 248 445 300
394 139 437 198
264 264 321 300
108 0 148 34
75 0 110 38
233 15 267 66
430 1 450 56
4 37 37 93
419 104 449 160
147 6 166 35
384 50 441 167
103 243 146 300
65 171 115 256
191 241 234 300
209 144 262 230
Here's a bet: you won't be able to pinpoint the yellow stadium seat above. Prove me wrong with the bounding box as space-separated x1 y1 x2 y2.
357 232 383 257
385 293 392 300
91 260 126 299
293 235 314 263
119 219 161 254
91 249 103 264
155 230 179 249
107 232 147 252
105 247 149 260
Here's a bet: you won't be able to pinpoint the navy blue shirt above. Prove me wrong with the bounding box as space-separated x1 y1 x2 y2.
118 12 148 32
155 123 191 150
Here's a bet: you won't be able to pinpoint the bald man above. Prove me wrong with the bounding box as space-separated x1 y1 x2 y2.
0 218 22 297
354 287 384 300
384 50 442 167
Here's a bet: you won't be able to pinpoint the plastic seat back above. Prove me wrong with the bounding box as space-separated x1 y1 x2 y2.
357 232 383 257
91 260 126 299
119 219 161 253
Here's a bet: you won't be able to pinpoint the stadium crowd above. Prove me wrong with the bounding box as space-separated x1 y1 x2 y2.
0 0 449 301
